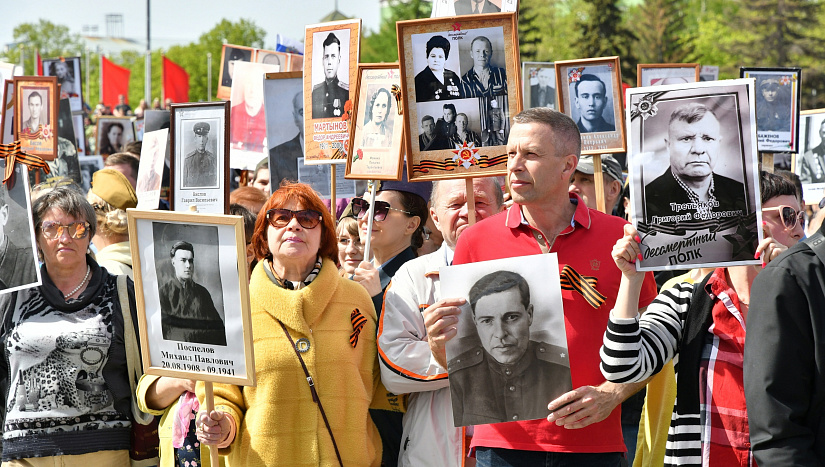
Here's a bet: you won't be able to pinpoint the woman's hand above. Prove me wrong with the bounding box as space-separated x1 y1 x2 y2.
612 224 644 278
755 234 788 267
196 409 234 448
353 260 383 297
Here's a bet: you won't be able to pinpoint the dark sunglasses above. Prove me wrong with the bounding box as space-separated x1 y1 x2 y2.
266 209 322 229
764 205 804 230
351 197 412 222
41 221 91 240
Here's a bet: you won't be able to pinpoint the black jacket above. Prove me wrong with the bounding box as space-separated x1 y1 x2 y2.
745 229 825 466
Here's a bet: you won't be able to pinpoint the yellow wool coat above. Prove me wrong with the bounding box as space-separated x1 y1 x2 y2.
198 258 395 466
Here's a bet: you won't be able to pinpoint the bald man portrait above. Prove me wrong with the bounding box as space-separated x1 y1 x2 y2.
269 91 305 185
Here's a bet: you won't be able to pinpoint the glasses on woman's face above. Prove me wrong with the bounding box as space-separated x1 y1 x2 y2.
266 208 322 229
41 221 90 240
351 197 412 222
764 205 804 230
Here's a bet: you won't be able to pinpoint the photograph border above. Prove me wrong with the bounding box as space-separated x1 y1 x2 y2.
0 161 42 296
13 76 59 160
555 56 626 155
740 66 802 154
795 108 825 204
216 44 256 101
41 56 84 113
264 70 304 190
127 209 255 385
636 63 700 87
303 19 362 166
95 116 136 156
522 60 556 111
1 79 13 144
397 12 522 182
254 48 292 72
169 101 231 214
346 63 405 181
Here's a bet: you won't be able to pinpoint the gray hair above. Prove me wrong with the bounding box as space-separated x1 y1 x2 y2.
430 177 504 209
32 185 97 239
512 107 581 157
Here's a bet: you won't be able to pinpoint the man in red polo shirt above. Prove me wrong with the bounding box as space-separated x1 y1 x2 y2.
431 108 657 465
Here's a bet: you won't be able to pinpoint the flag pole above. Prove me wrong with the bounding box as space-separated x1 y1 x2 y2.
160 53 165 104
145 0 151 104
99 54 104 107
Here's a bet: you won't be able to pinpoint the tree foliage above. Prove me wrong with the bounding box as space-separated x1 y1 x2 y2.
361 0 431 63
630 0 693 64
575 0 637 80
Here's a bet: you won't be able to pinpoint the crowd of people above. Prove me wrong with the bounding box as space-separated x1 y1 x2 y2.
2 96 825 467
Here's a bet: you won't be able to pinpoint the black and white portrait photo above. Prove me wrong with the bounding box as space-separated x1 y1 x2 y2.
1 80 14 144
412 32 463 103
96 117 135 156
77 156 104 193
181 120 219 189
523 62 556 110
741 67 801 153
637 64 699 87
0 161 40 294
42 57 83 113
457 27 508 99
136 128 168 209
217 45 254 100
47 98 81 185
441 253 571 426
795 110 825 203
568 66 616 134
627 80 761 270
264 73 304 187
310 29 351 119
417 98 483 151
129 211 255 385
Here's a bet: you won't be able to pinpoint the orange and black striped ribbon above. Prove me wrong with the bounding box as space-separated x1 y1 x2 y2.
0 141 50 184
560 265 606 309
350 308 367 348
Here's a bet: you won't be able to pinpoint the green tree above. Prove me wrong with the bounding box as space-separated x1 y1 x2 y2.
630 0 693 64
576 0 637 82
4 20 85 75
361 0 431 63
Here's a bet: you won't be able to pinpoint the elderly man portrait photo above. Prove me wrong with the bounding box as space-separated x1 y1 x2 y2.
183 121 218 188
530 67 556 109
312 32 349 119
0 182 37 290
447 270 571 426
573 74 615 134
159 241 227 346
461 35 507 98
643 102 747 224
269 91 305 185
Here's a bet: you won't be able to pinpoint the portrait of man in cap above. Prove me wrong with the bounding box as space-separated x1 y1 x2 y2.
312 32 349 119
221 46 253 88
183 121 218 188
159 240 227 346
0 181 38 291
447 270 571 426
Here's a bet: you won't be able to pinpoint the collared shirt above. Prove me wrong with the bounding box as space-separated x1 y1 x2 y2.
462 66 508 98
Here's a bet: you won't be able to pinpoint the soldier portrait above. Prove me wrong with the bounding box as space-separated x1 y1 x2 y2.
442 255 572 427
311 30 351 119
182 121 218 189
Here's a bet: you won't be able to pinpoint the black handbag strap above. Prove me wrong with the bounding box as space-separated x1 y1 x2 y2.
804 228 825 265
278 320 344 467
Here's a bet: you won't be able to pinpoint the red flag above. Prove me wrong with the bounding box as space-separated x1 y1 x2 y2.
101 55 131 109
162 56 189 103
36 51 42 76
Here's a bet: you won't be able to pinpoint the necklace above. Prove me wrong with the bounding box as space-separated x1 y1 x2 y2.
64 265 91 299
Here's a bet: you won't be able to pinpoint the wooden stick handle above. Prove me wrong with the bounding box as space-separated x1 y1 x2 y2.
204 381 220 467
466 178 476 225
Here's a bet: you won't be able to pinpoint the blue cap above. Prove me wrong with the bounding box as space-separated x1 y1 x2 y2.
378 165 432 204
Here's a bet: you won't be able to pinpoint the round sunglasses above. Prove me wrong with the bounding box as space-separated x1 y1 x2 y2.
41 221 91 240
266 208 323 229
351 197 411 222
763 205 804 230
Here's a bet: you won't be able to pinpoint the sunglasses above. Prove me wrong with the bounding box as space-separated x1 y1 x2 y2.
351 197 412 222
266 209 322 229
764 205 804 230
41 221 91 240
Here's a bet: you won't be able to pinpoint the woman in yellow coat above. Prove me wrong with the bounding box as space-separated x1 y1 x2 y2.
196 182 398 466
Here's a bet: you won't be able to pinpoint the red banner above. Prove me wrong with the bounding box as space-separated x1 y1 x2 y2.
163 56 189 104
101 55 130 109
36 51 42 76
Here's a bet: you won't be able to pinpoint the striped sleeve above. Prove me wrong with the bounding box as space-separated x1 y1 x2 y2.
601 281 694 383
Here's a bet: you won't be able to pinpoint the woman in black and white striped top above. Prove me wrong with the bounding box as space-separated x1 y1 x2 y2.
600 171 803 467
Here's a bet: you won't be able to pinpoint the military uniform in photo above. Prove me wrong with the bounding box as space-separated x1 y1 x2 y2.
312 77 349 118
159 277 227 346
183 122 218 188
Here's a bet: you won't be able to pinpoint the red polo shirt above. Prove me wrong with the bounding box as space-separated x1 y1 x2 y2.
453 194 658 453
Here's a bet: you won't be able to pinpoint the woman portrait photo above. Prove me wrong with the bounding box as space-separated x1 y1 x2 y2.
414 35 463 103
361 87 394 148
98 121 133 156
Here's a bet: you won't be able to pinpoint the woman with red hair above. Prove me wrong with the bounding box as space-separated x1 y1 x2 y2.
195 182 396 466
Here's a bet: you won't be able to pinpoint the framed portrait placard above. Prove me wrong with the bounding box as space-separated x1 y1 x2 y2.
72 115 86 156
346 63 404 181
700 65 719 82
136 128 169 209
637 63 700 87
264 71 304 188
795 109 825 204
431 0 518 17
0 161 41 296
0 63 19 111
1 80 14 144
77 155 104 192
169 101 230 214
626 79 762 271
397 13 521 181
304 19 361 165
522 61 556 110
255 48 291 70
440 253 570 426
555 57 625 155
127 210 255 385
95 116 136 156
47 98 81 184
41 56 84 113
229 61 280 170
14 76 58 160
133 117 145 141
216 44 255 101
740 66 801 153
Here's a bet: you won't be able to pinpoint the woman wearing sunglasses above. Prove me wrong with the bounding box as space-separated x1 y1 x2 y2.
600 171 803 467
0 186 143 465
196 182 396 466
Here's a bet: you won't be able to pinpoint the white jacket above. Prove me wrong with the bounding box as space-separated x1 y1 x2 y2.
378 244 464 467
